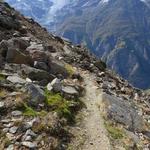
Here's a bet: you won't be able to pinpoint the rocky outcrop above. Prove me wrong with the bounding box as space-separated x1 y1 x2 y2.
101 93 144 132
54 0 150 89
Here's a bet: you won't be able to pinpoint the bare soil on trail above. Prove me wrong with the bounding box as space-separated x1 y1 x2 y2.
68 71 111 150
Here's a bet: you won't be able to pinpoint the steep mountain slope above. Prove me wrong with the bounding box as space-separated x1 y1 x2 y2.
6 0 150 89
57 0 150 89
0 1 150 149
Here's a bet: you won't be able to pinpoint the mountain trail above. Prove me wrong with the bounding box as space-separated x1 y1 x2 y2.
68 71 111 150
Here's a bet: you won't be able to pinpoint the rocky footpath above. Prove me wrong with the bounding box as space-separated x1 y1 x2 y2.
0 1 150 150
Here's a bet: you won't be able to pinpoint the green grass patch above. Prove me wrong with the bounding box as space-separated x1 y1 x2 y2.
0 74 5 81
23 103 47 117
0 89 7 97
45 90 75 121
65 64 75 76
104 121 124 139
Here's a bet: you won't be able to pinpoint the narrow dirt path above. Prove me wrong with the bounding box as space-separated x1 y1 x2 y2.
68 71 111 150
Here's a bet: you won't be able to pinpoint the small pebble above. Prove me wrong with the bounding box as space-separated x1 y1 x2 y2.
11 110 22 117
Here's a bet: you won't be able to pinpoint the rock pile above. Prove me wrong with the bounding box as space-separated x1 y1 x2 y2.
0 2 86 149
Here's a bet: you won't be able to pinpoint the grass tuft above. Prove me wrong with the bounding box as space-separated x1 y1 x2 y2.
65 64 75 76
104 121 124 139
0 89 7 97
0 74 5 81
45 90 75 121
23 103 47 117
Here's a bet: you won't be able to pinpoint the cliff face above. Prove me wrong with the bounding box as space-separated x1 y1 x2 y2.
56 0 150 89
0 1 150 149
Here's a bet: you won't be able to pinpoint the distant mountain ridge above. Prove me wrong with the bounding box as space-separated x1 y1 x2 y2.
57 0 150 89
5 0 150 89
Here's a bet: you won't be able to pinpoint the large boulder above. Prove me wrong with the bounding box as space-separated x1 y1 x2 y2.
0 38 33 65
49 60 69 78
0 37 30 56
7 38 30 51
21 64 54 82
6 48 33 65
101 93 144 132
25 83 45 107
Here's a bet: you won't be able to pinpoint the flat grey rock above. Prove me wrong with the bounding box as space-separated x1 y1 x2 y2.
62 86 79 96
101 93 144 132
7 76 26 84
11 110 22 117
21 141 37 148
